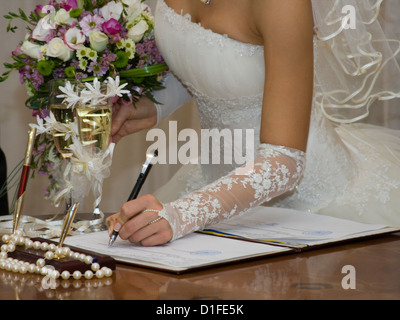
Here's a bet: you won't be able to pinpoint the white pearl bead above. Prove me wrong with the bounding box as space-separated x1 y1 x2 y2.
2 234 10 243
40 267 49 276
61 247 71 256
36 259 45 268
51 270 60 279
95 270 104 279
84 270 94 279
103 268 113 277
61 270 70 280
7 244 16 253
12 264 19 273
45 251 54 260
14 230 23 237
72 252 80 259
79 253 86 261
73 270 82 280
19 265 28 274
28 264 36 273
55 247 63 257
91 263 100 272
33 241 41 250
17 236 25 245
40 242 49 251
1 244 8 252
25 239 33 248
0 252 7 259
48 243 56 251
84 256 93 265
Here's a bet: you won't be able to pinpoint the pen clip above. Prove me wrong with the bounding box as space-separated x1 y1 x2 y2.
141 149 158 174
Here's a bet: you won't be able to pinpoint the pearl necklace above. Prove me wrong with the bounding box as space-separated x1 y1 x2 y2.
0 231 112 281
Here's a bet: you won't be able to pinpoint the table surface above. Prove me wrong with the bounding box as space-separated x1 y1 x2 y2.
0 232 399 300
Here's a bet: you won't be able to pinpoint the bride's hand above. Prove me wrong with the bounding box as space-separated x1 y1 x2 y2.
106 194 173 246
111 97 157 144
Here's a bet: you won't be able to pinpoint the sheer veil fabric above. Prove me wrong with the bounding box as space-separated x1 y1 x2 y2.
151 0 400 241
312 0 400 123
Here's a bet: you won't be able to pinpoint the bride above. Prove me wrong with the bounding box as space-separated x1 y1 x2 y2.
107 0 400 246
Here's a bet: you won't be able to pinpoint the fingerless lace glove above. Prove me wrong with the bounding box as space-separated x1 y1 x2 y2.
158 144 306 241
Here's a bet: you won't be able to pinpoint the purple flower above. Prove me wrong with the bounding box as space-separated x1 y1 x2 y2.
32 108 50 120
102 18 121 35
80 14 105 36
88 61 108 77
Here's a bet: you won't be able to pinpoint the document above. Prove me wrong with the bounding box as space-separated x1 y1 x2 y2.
65 206 398 273
202 207 391 248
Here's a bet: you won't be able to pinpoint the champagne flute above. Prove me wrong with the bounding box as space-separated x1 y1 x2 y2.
76 83 112 230
49 79 76 211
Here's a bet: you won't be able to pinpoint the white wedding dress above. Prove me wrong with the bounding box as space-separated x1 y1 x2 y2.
151 0 400 241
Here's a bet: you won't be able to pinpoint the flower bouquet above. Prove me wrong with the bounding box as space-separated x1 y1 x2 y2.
0 0 167 210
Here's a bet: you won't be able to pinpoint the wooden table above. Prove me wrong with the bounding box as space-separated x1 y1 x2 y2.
0 233 399 301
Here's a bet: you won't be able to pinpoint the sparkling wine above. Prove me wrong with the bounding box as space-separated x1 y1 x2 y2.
50 104 75 159
76 106 112 152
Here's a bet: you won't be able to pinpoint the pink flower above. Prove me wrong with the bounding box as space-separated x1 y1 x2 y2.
67 0 78 9
61 0 78 11
80 14 105 36
102 18 121 35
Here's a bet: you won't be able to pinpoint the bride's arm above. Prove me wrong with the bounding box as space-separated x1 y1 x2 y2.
107 0 314 246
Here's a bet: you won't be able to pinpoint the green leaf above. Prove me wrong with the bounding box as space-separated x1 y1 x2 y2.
119 63 168 78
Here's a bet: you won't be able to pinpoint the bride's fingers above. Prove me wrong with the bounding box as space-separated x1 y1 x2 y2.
111 103 134 136
119 209 159 239
128 219 172 247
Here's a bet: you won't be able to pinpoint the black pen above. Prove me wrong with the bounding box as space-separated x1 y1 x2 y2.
108 149 158 247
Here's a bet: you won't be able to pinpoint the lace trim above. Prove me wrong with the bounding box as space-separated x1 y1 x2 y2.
157 0 264 57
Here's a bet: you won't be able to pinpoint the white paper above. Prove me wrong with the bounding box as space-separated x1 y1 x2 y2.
65 231 290 271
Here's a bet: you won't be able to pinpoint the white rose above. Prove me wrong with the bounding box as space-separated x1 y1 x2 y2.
21 40 44 59
54 8 76 26
101 1 123 21
89 31 109 52
64 27 85 50
46 37 73 61
127 20 149 43
32 17 54 42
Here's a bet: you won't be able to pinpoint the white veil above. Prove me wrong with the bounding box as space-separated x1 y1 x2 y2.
312 0 400 123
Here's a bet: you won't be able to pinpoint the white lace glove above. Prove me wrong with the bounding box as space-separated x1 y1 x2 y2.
153 72 192 125
158 144 306 241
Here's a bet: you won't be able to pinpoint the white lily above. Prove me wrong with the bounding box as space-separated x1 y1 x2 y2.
57 82 81 108
106 76 130 98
